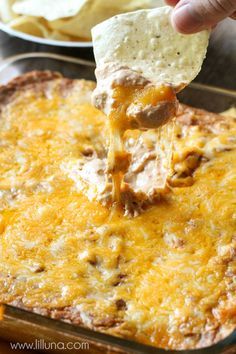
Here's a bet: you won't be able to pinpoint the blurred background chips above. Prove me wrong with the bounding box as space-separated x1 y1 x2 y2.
0 0 165 42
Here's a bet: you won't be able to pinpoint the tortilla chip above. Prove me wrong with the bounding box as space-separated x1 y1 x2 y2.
12 0 87 21
1 0 166 42
124 0 165 10
48 30 72 42
0 0 17 22
92 6 209 89
9 15 49 38
48 0 162 40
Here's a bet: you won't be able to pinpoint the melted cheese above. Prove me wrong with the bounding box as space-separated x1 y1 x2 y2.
107 84 176 202
0 81 235 350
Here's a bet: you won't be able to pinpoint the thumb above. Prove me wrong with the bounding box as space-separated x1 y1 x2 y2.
171 0 236 33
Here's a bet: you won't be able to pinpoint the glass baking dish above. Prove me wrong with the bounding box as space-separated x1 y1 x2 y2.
0 53 235 354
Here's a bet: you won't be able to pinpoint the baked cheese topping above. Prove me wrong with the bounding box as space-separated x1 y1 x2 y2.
0 76 235 350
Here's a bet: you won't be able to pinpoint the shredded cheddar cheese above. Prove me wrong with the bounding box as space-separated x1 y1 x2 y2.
0 76 235 350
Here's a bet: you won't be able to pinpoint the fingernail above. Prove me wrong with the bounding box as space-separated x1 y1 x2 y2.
172 3 204 34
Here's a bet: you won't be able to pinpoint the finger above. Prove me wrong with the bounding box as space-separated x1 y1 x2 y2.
230 10 236 19
165 0 179 5
172 0 236 34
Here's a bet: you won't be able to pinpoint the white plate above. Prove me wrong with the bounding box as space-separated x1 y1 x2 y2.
0 21 93 47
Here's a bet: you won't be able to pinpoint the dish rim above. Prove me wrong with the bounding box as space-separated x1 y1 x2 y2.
0 21 93 47
0 52 95 73
2 305 236 354
0 52 236 99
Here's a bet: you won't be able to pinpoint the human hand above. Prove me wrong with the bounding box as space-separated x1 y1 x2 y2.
166 0 236 33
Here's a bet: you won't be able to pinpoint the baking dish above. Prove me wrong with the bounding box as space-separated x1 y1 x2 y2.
0 52 235 354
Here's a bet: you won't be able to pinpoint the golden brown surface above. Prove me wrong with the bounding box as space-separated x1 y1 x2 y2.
0 72 235 350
